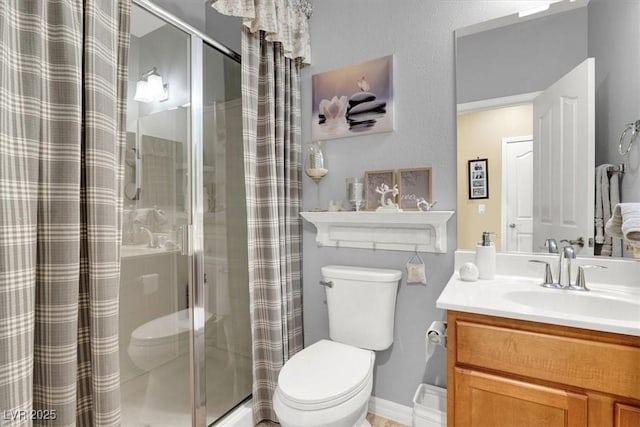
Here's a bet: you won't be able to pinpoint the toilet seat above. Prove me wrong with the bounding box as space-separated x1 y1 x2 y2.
128 309 216 371
277 340 374 411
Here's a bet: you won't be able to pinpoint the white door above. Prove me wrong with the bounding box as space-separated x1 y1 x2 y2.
533 58 595 256
503 137 533 252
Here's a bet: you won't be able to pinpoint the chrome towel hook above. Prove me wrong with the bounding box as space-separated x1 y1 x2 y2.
618 119 640 156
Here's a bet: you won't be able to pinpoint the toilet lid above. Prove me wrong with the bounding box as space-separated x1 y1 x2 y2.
277 340 374 410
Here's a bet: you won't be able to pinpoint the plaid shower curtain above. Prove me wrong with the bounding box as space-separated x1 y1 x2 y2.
242 28 304 423
0 1 130 426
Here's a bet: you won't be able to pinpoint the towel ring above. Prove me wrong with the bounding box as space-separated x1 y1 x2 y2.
618 120 640 156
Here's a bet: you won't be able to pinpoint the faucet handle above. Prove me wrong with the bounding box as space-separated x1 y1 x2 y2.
560 237 585 248
569 265 607 291
528 260 559 288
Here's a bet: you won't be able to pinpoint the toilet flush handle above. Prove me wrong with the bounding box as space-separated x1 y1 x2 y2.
319 280 333 288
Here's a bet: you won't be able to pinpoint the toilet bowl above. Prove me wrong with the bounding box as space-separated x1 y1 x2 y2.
273 265 402 427
128 308 215 371
273 340 374 427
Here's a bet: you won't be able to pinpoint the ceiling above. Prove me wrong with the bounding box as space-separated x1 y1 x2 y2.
130 4 166 38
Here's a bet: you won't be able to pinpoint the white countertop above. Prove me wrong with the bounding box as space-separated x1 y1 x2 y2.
120 245 179 259
436 251 640 337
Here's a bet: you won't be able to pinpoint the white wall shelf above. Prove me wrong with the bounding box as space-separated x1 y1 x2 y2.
301 211 455 253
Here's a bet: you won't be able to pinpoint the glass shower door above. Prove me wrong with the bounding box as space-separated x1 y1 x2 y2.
120 5 194 426
202 45 252 424
122 3 250 425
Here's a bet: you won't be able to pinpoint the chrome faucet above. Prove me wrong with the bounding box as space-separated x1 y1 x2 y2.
544 238 559 253
139 226 156 248
552 243 576 288
562 245 576 287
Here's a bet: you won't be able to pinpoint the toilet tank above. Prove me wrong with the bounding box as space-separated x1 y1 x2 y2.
321 265 402 351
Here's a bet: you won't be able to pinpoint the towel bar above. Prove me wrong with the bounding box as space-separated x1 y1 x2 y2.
607 164 625 174
618 120 640 156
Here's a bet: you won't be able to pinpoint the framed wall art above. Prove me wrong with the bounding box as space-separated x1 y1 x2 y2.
364 169 396 210
398 167 432 210
312 55 395 140
468 158 489 199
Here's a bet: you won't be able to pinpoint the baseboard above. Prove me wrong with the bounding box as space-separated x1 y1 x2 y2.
214 395 414 426
368 396 413 425
214 398 253 427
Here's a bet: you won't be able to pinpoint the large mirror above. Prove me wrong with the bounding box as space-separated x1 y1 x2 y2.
455 0 640 259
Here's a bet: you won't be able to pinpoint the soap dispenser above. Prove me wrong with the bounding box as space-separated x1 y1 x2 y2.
475 231 496 280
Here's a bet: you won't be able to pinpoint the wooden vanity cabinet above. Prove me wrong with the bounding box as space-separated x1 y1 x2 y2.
447 311 640 427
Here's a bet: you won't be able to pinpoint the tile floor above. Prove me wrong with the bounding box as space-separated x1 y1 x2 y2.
257 414 408 427
365 413 409 427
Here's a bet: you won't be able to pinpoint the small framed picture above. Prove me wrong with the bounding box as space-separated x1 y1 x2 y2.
364 169 396 210
398 167 432 210
468 159 489 199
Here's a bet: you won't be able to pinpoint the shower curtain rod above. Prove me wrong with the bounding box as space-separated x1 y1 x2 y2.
132 0 241 63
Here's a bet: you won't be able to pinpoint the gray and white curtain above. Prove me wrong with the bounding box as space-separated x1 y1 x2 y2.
211 0 309 422
241 28 305 423
0 1 130 426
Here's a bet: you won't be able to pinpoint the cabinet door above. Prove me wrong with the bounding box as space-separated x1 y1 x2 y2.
455 368 587 427
616 403 640 427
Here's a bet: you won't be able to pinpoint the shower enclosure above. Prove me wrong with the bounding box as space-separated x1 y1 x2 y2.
119 1 251 425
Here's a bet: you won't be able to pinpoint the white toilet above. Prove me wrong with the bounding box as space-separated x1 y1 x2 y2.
128 309 215 371
273 265 402 427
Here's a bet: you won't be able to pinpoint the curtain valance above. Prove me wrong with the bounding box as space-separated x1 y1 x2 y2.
211 0 311 64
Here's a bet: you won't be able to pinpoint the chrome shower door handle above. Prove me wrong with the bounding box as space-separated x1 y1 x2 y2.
319 280 333 288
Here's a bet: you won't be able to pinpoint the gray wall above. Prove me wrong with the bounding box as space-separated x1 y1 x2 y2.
301 0 552 407
456 7 588 103
589 0 640 203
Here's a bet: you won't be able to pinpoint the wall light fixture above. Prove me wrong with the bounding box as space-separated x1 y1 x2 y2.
134 67 169 103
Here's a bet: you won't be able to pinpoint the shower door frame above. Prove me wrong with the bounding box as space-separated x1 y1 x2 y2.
130 1 242 426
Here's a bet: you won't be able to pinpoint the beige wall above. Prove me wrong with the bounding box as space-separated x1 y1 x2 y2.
457 104 533 251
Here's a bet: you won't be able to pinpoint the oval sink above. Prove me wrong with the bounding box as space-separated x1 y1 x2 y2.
504 290 640 322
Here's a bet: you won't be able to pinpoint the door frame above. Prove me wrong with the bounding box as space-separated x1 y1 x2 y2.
457 91 540 114
501 135 534 251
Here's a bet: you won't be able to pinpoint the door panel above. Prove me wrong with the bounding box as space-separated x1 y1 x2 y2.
533 58 595 255
616 403 640 427
455 368 588 427
504 138 533 252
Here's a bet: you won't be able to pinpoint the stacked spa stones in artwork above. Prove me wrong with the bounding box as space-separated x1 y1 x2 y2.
346 77 387 131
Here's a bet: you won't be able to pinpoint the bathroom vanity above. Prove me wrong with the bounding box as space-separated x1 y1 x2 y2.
446 311 639 427
437 251 640 427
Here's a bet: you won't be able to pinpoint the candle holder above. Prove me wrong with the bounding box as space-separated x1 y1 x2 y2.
346 177 365 211
304 141 328 211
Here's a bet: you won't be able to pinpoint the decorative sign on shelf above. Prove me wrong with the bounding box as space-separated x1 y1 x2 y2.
398 167 432 210
363 167 433 211
364 169 396 210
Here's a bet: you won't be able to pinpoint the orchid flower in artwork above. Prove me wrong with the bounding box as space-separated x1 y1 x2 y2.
318 96 348 121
